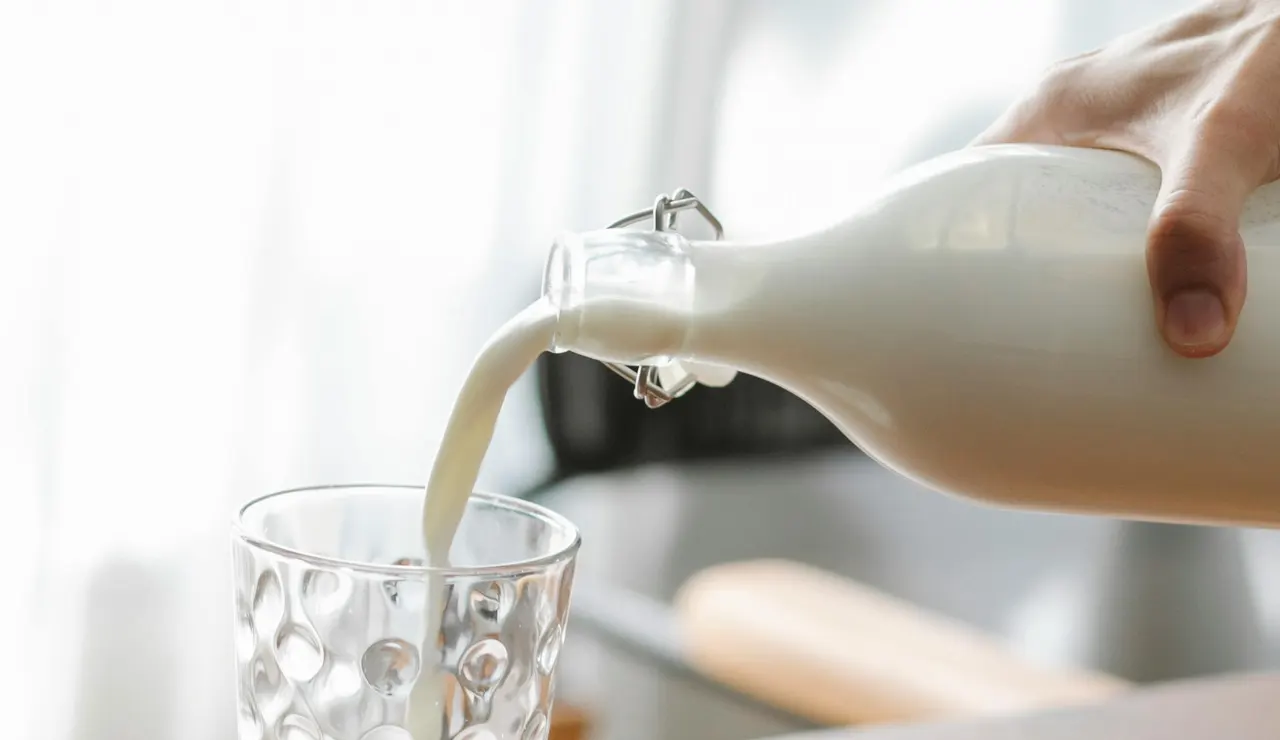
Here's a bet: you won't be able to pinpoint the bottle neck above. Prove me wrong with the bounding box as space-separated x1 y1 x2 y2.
541 226 813 377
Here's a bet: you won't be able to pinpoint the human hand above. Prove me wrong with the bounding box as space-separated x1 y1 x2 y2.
974 0 1280 358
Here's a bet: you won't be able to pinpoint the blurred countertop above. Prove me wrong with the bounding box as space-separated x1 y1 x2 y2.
540 452 1280 740
766 673 1280 739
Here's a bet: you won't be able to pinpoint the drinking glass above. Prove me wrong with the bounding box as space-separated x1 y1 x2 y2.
232 485 580 740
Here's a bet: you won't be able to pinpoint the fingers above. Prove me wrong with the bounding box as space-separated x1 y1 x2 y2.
1147 108 1277 358
1145 188 1244 358
974 57 1278 359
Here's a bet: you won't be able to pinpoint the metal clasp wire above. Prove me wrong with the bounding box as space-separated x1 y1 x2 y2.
600 189 725 409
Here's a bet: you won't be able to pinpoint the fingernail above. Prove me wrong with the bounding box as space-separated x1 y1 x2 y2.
1164 289 1226 348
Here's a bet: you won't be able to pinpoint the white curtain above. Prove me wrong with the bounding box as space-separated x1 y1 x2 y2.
0 1 687 736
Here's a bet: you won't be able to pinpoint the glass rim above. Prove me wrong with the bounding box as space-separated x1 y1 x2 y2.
233 483 581 578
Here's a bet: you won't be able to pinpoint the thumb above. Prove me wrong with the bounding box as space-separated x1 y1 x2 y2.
1147 131 1265 358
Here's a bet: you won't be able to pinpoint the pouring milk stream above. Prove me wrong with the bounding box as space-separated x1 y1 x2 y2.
410 143 1280 733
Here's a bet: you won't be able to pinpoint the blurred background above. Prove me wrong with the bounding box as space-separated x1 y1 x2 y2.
4 0 1280 738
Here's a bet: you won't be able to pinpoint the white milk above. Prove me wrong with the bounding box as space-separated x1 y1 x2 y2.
408 295 689 736
420 299 560 562
407 299 557 738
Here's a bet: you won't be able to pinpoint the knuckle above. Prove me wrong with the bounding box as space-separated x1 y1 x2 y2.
1148 196 1233 266
1186 96 1280 184
1191 97 1275 144
1025 53 1113 132
1031 59 1082 109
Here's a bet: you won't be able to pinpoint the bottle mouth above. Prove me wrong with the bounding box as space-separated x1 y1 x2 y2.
542 232 584 353
542 229 695 304
542 232 581 310
538 228 697 361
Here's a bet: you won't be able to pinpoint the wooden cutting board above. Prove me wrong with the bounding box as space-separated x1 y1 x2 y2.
550 703 591 740
764 673 1279 740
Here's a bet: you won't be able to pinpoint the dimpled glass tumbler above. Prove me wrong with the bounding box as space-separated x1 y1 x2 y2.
232 485 580 740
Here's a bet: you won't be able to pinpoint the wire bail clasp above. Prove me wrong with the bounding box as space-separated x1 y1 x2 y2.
601 189 725 409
